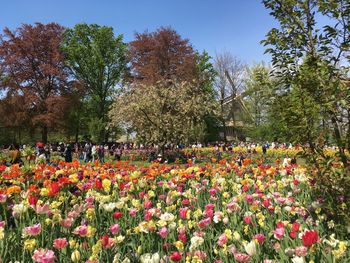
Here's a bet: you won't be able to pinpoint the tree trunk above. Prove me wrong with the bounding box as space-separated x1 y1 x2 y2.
220 100 227 142
330 116 348 168
75 126 79 143
41 125 48 143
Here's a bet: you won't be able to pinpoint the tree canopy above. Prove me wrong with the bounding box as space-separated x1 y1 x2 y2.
110 81 216 150
62 23 128 142
262 0 350 168
0 22 74 142
129 27 196 84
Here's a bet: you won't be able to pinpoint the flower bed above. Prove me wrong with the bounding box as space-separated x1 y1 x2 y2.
0 158 348 262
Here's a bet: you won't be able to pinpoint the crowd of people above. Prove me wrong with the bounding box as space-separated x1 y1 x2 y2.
0 141 132 166
0 140 303 167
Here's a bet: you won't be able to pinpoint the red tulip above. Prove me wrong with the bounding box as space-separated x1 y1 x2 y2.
292 222 300 232
302 229 319 247
289 231 297 239
95 179 102 189
170 252 182 262
28 195 39 206
113 211 123 219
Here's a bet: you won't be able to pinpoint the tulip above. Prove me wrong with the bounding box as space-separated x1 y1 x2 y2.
32 248 55 263
71 250 81 262
158 227 168 239
53 238 68 249
23 223 41 236
301 230 319 247
110 224 120 235
170 252 182 262
244 240 257 256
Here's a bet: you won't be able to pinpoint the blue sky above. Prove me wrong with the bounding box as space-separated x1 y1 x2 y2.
1 0 277 64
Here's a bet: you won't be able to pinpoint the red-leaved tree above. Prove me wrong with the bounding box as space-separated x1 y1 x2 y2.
0 22 73 142
129 27 196 84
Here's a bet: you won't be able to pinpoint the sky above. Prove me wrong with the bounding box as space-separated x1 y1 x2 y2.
0 0 277 64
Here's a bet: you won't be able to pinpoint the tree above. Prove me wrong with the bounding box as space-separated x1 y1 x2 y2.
193 50 220 142
262 0 350 237
129 27 196 84
0 94 30 143
0 23 72 142
244 63 275 140
262 0 350 168
214 51 246 141
62 23 127 142
109 81 216 152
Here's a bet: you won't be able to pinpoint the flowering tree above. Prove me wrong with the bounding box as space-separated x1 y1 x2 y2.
109 81 216 151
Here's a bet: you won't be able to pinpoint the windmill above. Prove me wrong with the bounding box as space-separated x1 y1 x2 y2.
222 70 252 141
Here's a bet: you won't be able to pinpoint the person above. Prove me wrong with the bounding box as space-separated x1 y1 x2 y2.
282 155 291 167
91 144 97 162
115 147 122 161
98 144 104 163
36 147 46 163
236 153 245 166
262 144 267 155
191 150 196 164
44 145 51 163
83 143 91 162
156 154 163 163
149 151 156 162
64 143 73 163
9 143 22 165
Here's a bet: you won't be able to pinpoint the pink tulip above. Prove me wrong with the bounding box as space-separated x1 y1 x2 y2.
129 208 138 217
181 199 190 206
204 209 214 218
228 244 237 254
243 216 251 225
274 226 285 240
23 223 41 236
53 238 68 249
245 195 254 204
254 233 266 244
109 224 120 235
85 196 95 203
32 248 55 263
0 221 5 228
205 203 215 210
0 194 7 203
295 246 308 257
198 217 211 229
60 217 74 228
234 253 250 262
208 188 217 196
158 227 168 238
179 207 188 219
193 250 207 260
144 210 152 221
144 200 153 209
217 233 228 246
35 203 51 215
73 225 88 237
227 201 241 212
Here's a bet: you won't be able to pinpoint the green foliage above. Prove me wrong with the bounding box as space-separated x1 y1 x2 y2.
62 23 128 141
262 0 350 237
195 50 217 95
262 0 350 160
307 155 350 239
